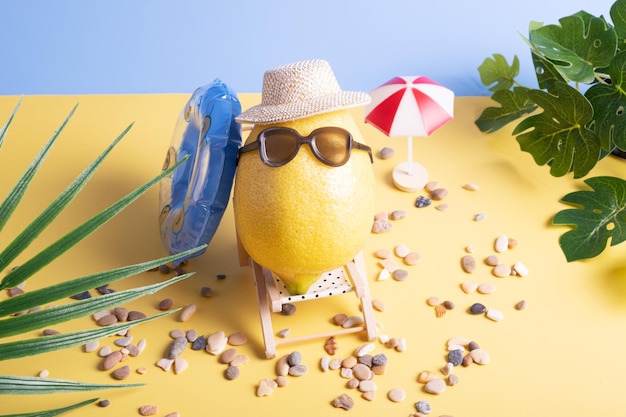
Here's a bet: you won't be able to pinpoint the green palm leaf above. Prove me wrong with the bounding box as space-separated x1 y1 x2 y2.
0 310 176 361
0 272 193 338
0 376 141 394
1 398 97 417
0 101 75 234
0 153 188 291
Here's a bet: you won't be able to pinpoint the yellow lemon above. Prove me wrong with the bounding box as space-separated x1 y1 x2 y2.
234 110 375 294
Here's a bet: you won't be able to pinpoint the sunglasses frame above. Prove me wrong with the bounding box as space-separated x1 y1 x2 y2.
237 126 373 167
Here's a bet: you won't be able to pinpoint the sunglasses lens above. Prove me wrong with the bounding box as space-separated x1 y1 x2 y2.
263 130 299 165
313 129 350 166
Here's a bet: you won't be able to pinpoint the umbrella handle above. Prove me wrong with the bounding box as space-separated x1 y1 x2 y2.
407 136 413 176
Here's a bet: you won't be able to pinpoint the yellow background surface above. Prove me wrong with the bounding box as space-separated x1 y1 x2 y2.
1 94 626 417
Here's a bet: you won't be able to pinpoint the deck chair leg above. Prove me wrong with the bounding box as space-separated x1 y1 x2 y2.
252 260 277 359
346 252 378 341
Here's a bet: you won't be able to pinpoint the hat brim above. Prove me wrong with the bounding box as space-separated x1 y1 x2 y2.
235 91 371 125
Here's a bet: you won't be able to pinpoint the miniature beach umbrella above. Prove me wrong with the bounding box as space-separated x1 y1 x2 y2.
365 76 454 192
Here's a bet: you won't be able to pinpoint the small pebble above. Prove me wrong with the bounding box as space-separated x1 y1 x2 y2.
442 300 455 310
97 315 118 326
216 273 227 279
372 299 386 312
191 335 207 350
468 341 480 351
158 298 173 311
352 363 372 381
84 340 99 353
377 268 391 281
392 269 409 281
390 210 406 220
277 328 291 338
228 332 247 346
355 342 376 357
71 291 91 300
515 300 527 310
200 286 213 297
463 183 480 191
102 351 123 370
416 400 432 414
98 346 112 357
332 313 348 326
113 307 129 322
169 329 185 339
473 213 486 221
139 405 158 416
173 358 189 374
127 311 146 321
512 261 529 277
186 329 198 343
220 348 238 364
484 254 500 266
404 252 422 265
371 218 392 233
435 203 448 211
224 365 240 380
430 188 448 200
374 248 391 259
331 394 355 410
447 374 460 386
461 255 476 273
447 349 464 366
179 304 197 322
461 282 478 294
343 316 364 328
275 375 289 387
448 336 470 346
288 351 302 366
156 358 174 372
494 235 509 253
417 370 436 383
281 303 296 316
324 336 338 355
379 146 395 159
387 388 406 402
477 282 495 294
441 362 453 376
136 367 148 375
395 244 410 258
462 354 473 367
469 303 487 315
206 330 228 355
320 355 330 371
114 336 133 347
486 309 504 322
425 181 439 192
275 355 290 376
395 337 407 352
158 264 171 274
434 305 447 318
470 348 491 365
358 379 377 392
493 264 512 278
111 365 130 380
374 212 388 221
508 238 519 249
342 356 357 368
424 378 446 394
415 196 431 208
256 379 276 397
379 258 398 271
97 399 110 407
372 353 388 366
38 369 49 378
426 296 440 306
166 337 187 359
288 364 308 376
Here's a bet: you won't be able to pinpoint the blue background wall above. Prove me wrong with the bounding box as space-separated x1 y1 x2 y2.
0 0 615 96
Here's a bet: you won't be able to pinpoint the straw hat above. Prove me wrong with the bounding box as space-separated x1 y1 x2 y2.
235 59 371 125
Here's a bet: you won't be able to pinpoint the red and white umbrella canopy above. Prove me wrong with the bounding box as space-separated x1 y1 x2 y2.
365 76 454 137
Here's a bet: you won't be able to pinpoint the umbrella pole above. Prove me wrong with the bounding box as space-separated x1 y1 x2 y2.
407 136 413 176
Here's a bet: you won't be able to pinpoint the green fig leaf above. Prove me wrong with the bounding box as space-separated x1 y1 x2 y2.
475 87 537 133
513 81 600 177
477 53 520 92
528 11 617 83
553 176 626 261
611 0 626 40
531 51 566 90
585 50 626 151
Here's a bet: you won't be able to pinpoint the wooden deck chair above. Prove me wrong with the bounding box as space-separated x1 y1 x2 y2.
237 237 378 359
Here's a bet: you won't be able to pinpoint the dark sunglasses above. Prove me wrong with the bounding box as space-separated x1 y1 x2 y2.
237 126 373 167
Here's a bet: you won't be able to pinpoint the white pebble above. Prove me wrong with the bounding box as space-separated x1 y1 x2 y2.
447 344 466 352
394 244 410 258
378 334 390 344
395 337 407 352
424 378 446 394
387 388 406 402
38 369 49 378
461 282 478 294
137 338 147 354
493 264 512 278
470 348 491 365
463 183 480 191
354 342 376 357
494 235 509 253
473 213 486 221
98 346 112 357
447 337 470 346
320 356 330 372
84 340 99 353
512 261 529 277
477 283 496 294
486 308 504 322
277 328 291 338
377 268 391 281
156 358 174 371
342 316 364 328
173 357 189 374
92 310 111 321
